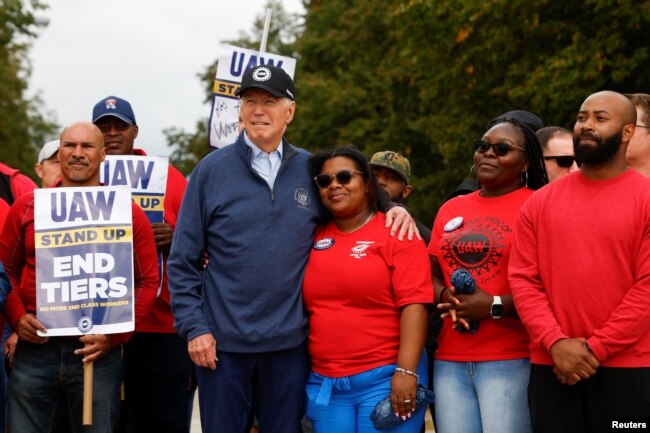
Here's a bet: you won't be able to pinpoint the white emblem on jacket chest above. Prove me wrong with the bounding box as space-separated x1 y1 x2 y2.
295 188 311 209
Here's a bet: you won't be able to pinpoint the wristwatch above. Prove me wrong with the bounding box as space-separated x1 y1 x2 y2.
491 296 503 319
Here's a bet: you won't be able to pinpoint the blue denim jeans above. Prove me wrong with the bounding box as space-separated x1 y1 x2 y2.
434 359 531 433
7 338 121 433
305 354 428 433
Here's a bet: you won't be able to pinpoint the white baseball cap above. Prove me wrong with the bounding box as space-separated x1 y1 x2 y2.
37 140 59 164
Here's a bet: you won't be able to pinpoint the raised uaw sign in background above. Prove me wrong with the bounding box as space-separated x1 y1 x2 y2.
100 155 168 224
34 186 134 336
208 43 296 149
100 155 168 294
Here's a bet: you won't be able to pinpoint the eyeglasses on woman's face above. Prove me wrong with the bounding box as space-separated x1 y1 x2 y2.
474 139 526 157
314 169 363 189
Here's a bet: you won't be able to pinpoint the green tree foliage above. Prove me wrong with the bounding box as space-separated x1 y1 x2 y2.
294 0 650 224
166 0 302 175
0 0 57 178
168 0 650 224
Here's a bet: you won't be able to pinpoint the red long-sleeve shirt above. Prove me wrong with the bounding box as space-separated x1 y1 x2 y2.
0 189 159 346
509 170 650 367
0 162 37 204
132 149 187 333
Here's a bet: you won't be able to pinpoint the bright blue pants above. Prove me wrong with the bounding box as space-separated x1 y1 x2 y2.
305 354 428 433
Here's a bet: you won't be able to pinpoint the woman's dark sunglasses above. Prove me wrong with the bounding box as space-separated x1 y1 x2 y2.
544 155 576 168
474 139 526 156
314 170 363 189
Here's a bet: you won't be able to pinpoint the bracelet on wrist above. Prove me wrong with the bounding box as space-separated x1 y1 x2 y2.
395 367 419 380
439 288 449 304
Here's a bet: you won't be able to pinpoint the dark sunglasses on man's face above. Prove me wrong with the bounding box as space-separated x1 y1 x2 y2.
314 169 363 189
544 155 575 168
95 120 132 133
474 139 526 157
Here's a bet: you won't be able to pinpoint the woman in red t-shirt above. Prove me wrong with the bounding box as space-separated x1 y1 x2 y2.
429 116 548 433
303 146 433 433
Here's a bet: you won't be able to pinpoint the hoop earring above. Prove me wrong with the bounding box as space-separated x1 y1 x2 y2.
521 171 529 188
470 165 477 178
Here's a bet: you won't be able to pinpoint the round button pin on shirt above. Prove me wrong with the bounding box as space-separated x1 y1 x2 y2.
443 216 464 232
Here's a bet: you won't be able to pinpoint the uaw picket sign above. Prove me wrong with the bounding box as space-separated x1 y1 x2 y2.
208 43 297 149
34 186 134 336
100 155 168 224
101 155 168 294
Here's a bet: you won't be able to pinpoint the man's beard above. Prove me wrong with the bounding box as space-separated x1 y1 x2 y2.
574 131 622 165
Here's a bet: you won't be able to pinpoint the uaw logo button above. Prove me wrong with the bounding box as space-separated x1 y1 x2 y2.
77 316 94 333
252 66 271 81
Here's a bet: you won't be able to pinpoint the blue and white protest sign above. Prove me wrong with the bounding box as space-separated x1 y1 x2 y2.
208 43 297 149
101 155 168 294
34 186 134 336
100 155 168 224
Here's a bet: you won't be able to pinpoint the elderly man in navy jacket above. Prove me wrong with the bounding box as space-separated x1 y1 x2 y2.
168 65 416 433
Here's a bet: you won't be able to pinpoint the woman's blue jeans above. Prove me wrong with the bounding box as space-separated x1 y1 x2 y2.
305 354 428 433
433 359 531 433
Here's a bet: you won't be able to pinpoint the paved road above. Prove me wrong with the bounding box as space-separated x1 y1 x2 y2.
190 394 201 433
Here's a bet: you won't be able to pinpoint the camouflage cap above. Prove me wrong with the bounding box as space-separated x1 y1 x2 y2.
369 151 411 184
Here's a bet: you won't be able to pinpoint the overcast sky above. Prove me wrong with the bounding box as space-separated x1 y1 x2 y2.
28 0 304 158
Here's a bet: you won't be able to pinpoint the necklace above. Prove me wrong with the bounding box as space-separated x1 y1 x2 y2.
348 212 375 233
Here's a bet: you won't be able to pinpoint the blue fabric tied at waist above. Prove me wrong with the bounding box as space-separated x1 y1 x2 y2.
314 374 351 406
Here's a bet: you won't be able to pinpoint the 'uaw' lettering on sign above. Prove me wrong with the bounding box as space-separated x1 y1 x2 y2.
51 191 115 222
229 51 284 77
102 159 154 189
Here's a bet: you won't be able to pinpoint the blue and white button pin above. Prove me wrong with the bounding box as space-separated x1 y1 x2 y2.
313 238 335 250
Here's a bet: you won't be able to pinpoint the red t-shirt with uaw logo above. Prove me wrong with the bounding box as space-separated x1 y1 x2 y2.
303 212 433 378
429 188 531 362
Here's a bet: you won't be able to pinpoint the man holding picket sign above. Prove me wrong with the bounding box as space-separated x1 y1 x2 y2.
92 95 192 433
0 121 159 432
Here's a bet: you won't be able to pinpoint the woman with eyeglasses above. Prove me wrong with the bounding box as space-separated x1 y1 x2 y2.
429 117 548 433
302 146 433 433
